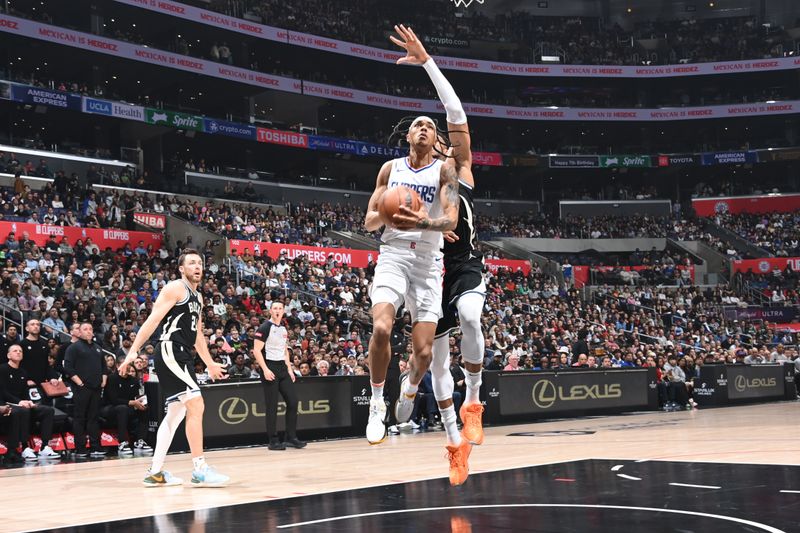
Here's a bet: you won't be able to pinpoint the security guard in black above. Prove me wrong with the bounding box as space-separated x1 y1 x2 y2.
64 323 106 454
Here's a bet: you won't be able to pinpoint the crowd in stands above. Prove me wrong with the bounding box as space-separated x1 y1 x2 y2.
713 212 800 257
477 213 709 240
0 171 798 458
6 3 798 116
736 267 800 306
198 1 795 65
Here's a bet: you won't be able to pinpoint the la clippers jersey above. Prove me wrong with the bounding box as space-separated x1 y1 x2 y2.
381 157 444 248
158 280 202 348
443 179 483 265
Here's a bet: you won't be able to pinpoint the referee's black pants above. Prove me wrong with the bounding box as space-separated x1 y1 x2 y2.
261 360 299 441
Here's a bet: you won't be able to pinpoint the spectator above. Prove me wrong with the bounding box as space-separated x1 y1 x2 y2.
101 358 152 455
0 345 60 461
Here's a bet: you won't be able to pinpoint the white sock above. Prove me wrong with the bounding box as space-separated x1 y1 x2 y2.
464 370 482 405
371 381 384 400
192 456 206 471
440 405 461 447
402 379 419 398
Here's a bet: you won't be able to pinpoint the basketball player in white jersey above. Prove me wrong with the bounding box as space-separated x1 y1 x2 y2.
119 250 229 487
388 25 479 485
362 24 469 483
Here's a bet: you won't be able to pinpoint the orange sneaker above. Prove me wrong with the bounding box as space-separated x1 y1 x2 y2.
450 515 473 533
459 403 484 445
445 440 472 486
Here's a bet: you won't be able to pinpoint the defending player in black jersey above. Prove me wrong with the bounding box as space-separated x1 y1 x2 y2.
434 170 486 447
389 25 478 486
119 250 229 488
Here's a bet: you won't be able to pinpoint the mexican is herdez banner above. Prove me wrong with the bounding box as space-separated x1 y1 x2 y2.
498 370 650 416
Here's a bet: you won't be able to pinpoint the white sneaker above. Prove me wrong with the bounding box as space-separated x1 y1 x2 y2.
408 419 421 430
118 441 134 455
366 397 387 445
393 373 416 424
38 445 61 460
21 447 38 461
134 439 153 452
387 425 400 435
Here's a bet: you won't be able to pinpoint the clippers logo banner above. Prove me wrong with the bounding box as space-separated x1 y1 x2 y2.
0 222 162 250
230 241 376 267
731 257 800 274
484 259 531 276
692 193 800 217
231 240 526 273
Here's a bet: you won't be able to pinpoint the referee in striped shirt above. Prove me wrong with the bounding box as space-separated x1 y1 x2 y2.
253 301 306 451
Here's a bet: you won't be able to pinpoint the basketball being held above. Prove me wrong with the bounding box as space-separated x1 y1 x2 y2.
379 186 423 229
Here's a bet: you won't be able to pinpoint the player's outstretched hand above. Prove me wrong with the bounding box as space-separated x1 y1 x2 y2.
390 24 431 65
443 231 459 243
207 361 228 381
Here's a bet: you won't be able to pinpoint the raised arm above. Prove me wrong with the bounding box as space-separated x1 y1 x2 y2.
391 24 472 173
364 160 392 232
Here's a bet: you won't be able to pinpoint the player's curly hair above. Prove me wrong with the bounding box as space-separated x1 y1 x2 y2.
387 115 466 159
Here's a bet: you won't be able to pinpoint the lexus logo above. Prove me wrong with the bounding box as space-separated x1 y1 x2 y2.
734 375 747 392
531 380 557 409
219 397 249 424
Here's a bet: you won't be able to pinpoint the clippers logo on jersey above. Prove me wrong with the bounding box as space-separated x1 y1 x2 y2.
387 180 437 203
382 157 445 248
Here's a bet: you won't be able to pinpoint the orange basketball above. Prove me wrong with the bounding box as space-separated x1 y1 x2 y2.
379 186 421 228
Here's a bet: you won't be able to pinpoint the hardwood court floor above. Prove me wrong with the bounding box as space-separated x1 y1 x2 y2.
4 402 798 532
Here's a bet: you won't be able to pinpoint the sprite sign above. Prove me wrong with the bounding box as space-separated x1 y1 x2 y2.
600 155 652 168
145 109 203 131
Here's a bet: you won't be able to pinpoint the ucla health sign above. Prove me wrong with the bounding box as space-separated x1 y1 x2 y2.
83 97 113 115
203 118 256 140
11 85 81 110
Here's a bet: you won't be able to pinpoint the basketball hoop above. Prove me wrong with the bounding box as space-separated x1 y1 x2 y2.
452 0 484 7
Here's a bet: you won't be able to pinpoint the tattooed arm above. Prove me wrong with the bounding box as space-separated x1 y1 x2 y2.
416 164 459 232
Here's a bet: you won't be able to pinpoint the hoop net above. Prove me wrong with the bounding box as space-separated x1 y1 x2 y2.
452 0 484 7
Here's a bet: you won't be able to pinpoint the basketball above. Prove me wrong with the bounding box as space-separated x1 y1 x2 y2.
379 186 421 228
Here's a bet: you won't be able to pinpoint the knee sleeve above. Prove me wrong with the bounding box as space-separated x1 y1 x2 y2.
161 402 187 432
456 293 485 365
431 336 454 402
